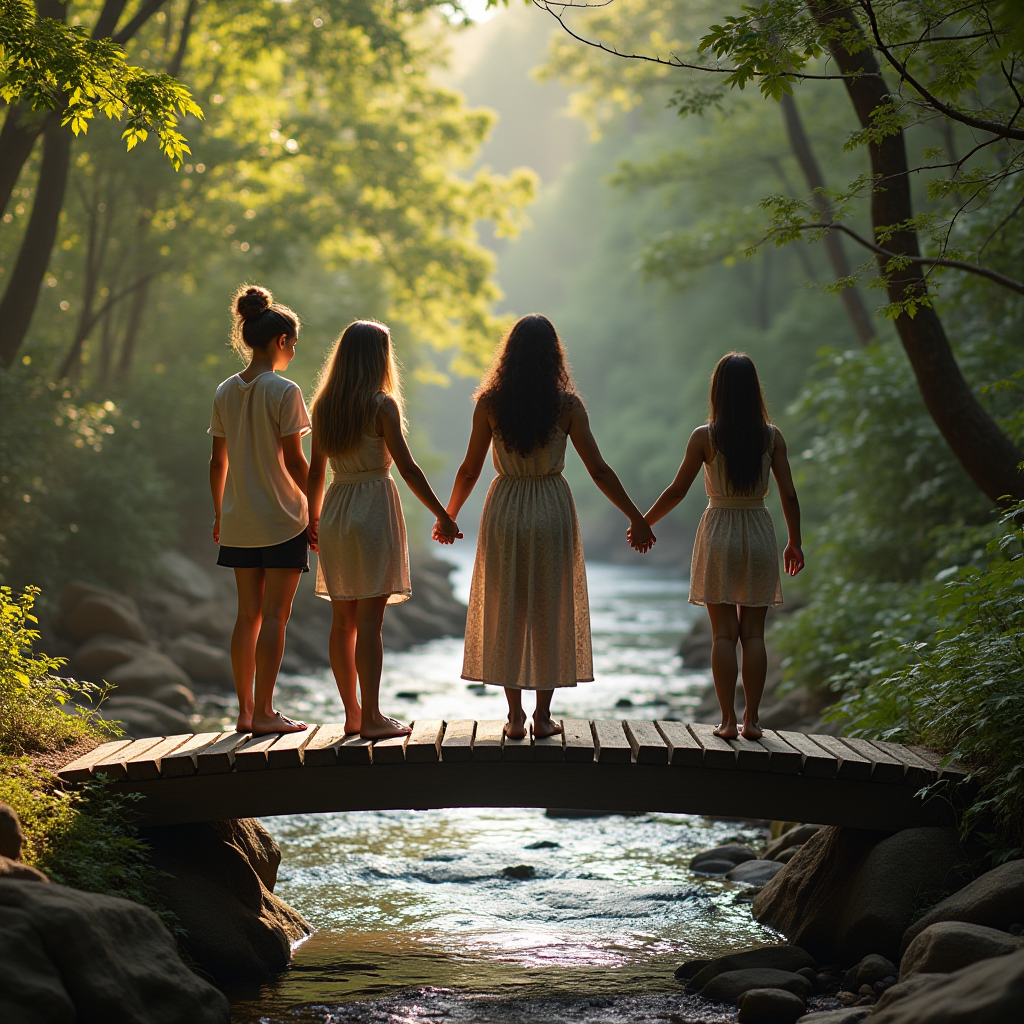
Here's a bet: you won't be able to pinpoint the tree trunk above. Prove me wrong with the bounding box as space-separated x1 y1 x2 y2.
809 2 1024 503
0 118 71 368
0 106 49 218
778 92 875 346
115 276 150 381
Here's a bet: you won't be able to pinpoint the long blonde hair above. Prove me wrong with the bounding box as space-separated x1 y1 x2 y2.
310 320 405 456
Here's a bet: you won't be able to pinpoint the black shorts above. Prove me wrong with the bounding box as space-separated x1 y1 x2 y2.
217 530 310 571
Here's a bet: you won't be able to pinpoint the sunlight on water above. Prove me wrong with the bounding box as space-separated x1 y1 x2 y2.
229 553 780 1022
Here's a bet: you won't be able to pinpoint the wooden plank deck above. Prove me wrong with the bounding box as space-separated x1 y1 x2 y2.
57 719 960 830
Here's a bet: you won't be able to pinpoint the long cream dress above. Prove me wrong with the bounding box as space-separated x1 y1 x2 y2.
315 394 411 604
689 426 783 608
462 426 593 689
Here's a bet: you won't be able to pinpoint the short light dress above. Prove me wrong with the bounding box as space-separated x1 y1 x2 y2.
315 393 411 604
689 426 783 608
462 424 593 690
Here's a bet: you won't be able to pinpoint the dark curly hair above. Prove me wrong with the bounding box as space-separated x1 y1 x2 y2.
474 314 577 457
708 352 771 496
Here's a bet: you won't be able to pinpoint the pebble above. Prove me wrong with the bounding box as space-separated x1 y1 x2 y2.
737 987 806 1023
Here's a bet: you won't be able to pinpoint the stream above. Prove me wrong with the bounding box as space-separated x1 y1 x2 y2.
228 554 780 1023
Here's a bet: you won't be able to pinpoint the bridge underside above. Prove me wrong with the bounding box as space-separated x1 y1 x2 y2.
57 719 963 830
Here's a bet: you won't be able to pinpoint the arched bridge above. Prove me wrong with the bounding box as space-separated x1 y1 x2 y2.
57 720 964 830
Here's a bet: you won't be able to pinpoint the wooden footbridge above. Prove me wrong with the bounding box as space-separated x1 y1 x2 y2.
57 719 964 830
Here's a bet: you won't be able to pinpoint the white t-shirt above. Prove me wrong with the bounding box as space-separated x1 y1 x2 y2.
209 372 311 548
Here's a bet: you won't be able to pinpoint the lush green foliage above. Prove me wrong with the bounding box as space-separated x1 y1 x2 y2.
0 0 201 165
0 585 114 754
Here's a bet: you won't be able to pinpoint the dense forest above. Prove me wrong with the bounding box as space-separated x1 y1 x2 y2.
2 0 1024 854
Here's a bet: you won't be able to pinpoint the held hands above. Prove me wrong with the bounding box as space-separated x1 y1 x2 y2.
431 512 462 545
212 516 221 545
307 518 319 554
627 518 656 554
784 542 804 576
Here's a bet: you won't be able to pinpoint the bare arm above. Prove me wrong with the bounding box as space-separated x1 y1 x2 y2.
281 431 309 493
568 398 655 552
306 440 329 553
444 400 493 521
644 427 709 527
770 429 804 576
210 436 228 544
378 397 460 540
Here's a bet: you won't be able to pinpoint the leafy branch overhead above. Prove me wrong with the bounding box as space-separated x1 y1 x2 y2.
0 0 202 165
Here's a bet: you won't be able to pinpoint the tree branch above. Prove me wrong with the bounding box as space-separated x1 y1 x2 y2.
112 0 170 45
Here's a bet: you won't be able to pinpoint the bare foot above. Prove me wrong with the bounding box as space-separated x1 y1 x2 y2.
741 720 763 741
532 715 563 739
344 710 362 736
361 715 411 740
505 709 528 740
714 721 739 740
251 711 307 735
236 717 252 733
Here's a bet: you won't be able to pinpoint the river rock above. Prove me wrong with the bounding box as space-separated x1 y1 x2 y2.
842 954 897 991
0 879 229 1023
148 683 196 714
165 634 234 687
687 945 817 992
72 633 152 679
765 825 821 860
796 1010 872 1023
873 973 946 1012
100 696 192 738
106 651 192 694
728 860 786 885
871 948 1024 1023
142 819 311 982
701 968 813 1004
901 859 1024 954
738 987 806 1023
59 583 149 643
212 818 282 891
690 844 758 872
899 920 1022 978
156 550 217 602
775 845 803 864
0 802 23 859
674 958 712 981
0 855 49 882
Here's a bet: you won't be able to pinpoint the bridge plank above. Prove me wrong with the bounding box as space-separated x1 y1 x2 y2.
441 720 475 762
777 731 838 778
92 736 166 781
562 720 595 763
58 739 135 783
809 734 872 781
840 737 906 784
197 732 252 775
472 720 504 762
757 731 802 775
655 722 703 767
303 725 349 767
907 745 970 784
267 726 318 769
407 720 444 763
532 726 564 763
593 720 631 764
125 735 194 781
503 730 533 762
688 723 736 769
234 733 282 772
337 735 372 765
869 740 937 789
160 733 228 778
728 736 770 772
372 733 409 764
624 721 668 765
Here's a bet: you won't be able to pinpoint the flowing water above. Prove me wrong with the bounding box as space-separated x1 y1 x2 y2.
228 554 780 1023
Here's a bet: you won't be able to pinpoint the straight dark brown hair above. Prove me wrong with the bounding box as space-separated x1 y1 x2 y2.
708 352 771 495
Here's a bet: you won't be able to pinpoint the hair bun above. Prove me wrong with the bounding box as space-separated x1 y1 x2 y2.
235 285 272 320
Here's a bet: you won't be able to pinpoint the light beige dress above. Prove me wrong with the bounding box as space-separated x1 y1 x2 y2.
315 393 411 604
689 426 783 608
462 426 593 689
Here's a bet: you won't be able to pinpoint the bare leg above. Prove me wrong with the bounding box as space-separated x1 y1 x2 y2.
329 600 361 734
251 568 306 734
504 688 527 739
532 690 562 738
706 603 741 739
356 596 409 739
738 605 769 740
231 568 265 732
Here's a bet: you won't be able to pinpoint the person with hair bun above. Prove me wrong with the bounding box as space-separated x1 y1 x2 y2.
643 352 804 741
209 284 311 735
307 319 460 739
438 314 654 741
